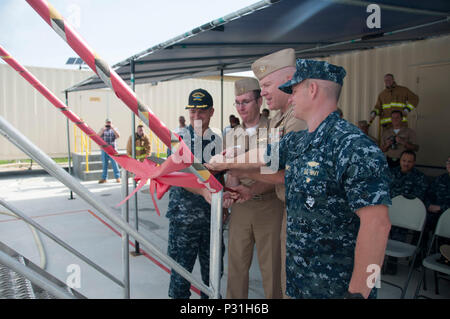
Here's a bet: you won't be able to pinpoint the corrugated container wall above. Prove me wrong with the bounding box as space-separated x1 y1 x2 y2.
66 76 250 155
323 34 450 172
0 65 91 160
0 67 249 159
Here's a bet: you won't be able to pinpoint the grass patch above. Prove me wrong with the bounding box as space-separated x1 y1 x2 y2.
0 157 68 165
52 157 68 163
0 160 15 165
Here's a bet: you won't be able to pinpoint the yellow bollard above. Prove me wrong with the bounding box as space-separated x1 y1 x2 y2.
73 125 77 153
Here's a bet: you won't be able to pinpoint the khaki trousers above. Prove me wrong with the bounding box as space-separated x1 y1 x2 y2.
226 193 283 299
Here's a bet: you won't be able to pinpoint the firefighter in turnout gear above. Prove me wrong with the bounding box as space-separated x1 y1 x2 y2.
369 73 419 128
126 124 151 162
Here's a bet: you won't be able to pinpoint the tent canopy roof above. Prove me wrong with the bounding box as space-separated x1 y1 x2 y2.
67 0 450 92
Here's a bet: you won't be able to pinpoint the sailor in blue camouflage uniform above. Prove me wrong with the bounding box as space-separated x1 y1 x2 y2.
426 156 450 214
166 88 225 299
207 60 392 299
387 150 428 251
424 156 450 247
272 60 392 299
390 150 428 202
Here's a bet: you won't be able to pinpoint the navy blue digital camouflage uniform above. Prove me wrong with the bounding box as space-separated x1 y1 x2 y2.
389 166 428 242
263 59 392 299
425 173 450 213
390 166 428 202
267 111 391 299
423 173 450 246
166 124 223 299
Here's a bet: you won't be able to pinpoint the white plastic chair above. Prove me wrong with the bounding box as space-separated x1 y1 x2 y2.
382 195 427 298
414 208 450 298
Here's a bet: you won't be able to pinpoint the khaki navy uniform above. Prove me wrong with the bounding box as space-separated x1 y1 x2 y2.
380 126 418 167
251 48 307 298
268 106 306 298
225 114 284 299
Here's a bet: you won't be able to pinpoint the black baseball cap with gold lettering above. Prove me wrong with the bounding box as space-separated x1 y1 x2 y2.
185 88 213 109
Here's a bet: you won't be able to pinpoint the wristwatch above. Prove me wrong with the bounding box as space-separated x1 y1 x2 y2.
344 291 365 299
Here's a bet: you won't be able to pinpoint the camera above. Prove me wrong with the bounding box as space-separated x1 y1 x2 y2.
389 135 397 149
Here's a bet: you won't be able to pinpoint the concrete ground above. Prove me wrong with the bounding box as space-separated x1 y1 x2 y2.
0 169 448 299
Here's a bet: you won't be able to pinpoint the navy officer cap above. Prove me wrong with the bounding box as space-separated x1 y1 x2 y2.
279 59 346 94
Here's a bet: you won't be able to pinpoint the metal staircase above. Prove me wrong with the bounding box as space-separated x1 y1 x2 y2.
0 114 223 299
0 241 85 299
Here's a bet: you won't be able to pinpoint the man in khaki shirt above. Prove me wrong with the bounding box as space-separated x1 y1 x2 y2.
224 78 284 299
380 110 419 168
227 49 307 298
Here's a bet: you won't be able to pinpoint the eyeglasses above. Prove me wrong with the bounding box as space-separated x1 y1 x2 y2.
234 99 255 107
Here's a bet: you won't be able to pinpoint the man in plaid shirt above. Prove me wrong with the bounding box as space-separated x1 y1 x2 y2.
98 119 121 183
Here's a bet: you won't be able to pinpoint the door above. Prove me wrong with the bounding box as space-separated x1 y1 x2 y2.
414 63 450 175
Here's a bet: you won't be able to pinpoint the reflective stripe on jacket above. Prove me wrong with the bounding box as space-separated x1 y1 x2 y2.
126 134 151 161
372 83 418 125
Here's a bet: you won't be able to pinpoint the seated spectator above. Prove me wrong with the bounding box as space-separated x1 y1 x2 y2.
357 120 377 144
385 150 428 275
424 156 450 248
390 150 428 201
426 156 450 214
380 110 419 168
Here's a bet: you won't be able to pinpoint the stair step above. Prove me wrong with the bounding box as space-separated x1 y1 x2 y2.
71 151 125 181
0 241 85 299
80 169 121 182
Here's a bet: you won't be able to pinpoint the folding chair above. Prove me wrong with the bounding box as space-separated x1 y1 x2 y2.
414 208 450 298
382 195 427 298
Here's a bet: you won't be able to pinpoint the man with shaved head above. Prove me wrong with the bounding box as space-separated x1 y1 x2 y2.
207 59 392 299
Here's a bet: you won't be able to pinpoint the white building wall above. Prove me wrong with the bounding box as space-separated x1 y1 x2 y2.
66 76 247 156
0 63 248 160
0 65 92 160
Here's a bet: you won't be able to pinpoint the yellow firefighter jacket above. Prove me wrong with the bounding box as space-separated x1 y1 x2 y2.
126 133 151 161
372 82 419 126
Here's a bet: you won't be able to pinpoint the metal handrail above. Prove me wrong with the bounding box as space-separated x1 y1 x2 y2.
0 250 76 299
73 125 91 172
0 114 220 298
148 130 168 158
0 198 124 288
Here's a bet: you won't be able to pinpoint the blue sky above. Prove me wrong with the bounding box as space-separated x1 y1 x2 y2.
0 0 257 69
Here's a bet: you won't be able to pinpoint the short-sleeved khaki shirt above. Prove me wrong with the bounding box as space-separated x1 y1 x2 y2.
269 106 307 202
224 115 270 188
381 127 418 160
